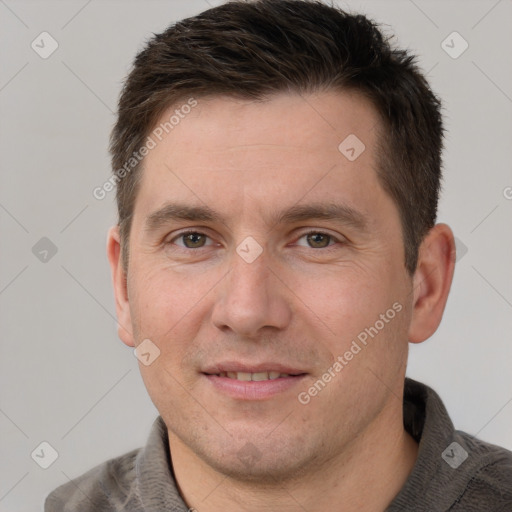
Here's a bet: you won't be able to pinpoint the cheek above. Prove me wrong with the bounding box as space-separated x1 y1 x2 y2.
128 263 224 382
128 263 210 336
129 268 206 405
295 266 410 381
292 265 392 336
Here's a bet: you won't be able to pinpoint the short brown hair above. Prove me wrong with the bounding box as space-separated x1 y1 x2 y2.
109 0 444 275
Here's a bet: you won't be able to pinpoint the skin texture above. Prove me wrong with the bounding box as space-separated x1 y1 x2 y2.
108 90 456 511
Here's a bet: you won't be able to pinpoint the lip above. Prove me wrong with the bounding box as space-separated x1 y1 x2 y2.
203 373 307 400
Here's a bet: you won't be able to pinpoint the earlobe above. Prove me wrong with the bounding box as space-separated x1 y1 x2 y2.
408 223 456 344
106 226 135 347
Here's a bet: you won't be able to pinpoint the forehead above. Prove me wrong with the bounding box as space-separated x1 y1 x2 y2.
134 90 388 226
152 90 380 164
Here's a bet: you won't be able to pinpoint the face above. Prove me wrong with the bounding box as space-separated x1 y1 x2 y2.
113 91 418 481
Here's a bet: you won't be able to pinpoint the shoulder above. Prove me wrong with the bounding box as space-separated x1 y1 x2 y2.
44 448 141 512
452 430 512 509
397 379 512 511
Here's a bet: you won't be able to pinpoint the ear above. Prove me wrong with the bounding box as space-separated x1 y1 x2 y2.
408 223 456 344
107 226 135 347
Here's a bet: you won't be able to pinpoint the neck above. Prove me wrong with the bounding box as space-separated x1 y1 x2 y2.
168 395 419 512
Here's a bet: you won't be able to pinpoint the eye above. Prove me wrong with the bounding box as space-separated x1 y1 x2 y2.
169 231 214 249
165 229 343 252
295 230 341 249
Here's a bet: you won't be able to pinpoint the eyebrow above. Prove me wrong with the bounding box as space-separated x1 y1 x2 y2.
144 201 370 233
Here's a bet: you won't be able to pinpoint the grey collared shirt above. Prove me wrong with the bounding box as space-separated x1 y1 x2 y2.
44 378 512 511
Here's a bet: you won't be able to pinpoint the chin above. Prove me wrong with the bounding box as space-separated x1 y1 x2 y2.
197 438 320 485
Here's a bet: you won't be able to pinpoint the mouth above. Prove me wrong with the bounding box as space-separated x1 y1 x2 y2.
207 371 304 381
201 363 308 400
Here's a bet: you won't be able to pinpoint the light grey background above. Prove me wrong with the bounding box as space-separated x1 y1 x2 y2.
1 0 511 510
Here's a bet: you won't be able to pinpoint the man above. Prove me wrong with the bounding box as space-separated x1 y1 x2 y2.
45 0 512 510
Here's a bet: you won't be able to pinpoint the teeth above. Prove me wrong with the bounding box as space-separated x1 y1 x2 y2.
249 372 265 381
217 371 293 381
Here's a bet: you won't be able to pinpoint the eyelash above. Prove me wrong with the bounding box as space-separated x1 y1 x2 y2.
166 229 344 252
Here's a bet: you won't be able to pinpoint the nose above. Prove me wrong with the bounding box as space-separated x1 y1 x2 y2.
211 245 292 339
